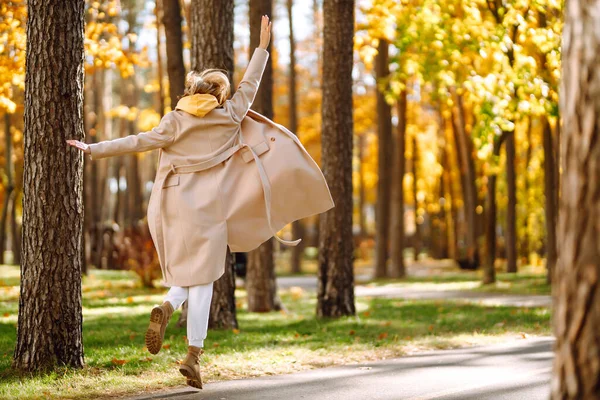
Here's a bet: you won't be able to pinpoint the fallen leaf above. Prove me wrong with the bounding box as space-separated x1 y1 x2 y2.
232 329 240 335
126 297 134 304
428 325 434 332
3 313 9 318
378 332 388 340
213 343 220 348
162 344 171 350
349 330 356 336
294 333 300 338
129 334 136 340
520 332 529 339
111 358 127 366
363 311 371 317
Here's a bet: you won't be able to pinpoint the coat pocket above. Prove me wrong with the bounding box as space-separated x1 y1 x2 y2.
163 175 180 187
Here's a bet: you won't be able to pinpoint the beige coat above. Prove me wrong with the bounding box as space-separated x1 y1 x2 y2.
89 48 334 287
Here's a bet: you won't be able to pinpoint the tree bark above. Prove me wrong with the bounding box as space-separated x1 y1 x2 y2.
358 134 367 238
374 39 392 278
412 135 420 259
190 0 237 328
287 0 304 275
9 189 21 266
552 0 600 395
452 90 479 264
13 0 85 371
483 140 504 284
317 0 355 318
0 113 14 264
543 117 558 284
390 91 407 278
208 249 238 329
190 0 234 79
162 0 186 109
244 0 280 313
505 131 517 272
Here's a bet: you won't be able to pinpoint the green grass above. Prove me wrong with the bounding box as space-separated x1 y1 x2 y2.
0 266 551 399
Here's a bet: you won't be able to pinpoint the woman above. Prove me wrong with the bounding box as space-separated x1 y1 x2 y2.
69 12 334 389
68 16 274 389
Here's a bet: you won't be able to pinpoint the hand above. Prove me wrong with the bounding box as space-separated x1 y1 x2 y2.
66 139 91 154
259 15 271 50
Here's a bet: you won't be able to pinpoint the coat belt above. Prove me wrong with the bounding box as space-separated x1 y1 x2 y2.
153 138 301 276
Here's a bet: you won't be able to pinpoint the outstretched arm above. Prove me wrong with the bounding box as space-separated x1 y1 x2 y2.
227 15 272 123
67 112 178 160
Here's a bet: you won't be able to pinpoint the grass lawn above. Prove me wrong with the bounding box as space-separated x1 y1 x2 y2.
0 265 551 400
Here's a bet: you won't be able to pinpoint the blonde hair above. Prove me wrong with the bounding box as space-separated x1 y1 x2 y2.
183 69 230 105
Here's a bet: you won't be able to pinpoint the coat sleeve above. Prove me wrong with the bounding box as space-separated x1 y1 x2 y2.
226 47 269 123
88 112 177 160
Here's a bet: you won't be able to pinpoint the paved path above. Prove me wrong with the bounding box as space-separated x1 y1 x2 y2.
129 337 553 400
274 276 552 308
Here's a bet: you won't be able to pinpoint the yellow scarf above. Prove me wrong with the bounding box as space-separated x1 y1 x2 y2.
175 94 220 117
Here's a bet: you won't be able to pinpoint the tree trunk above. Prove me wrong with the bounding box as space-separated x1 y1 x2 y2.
317 0 355 318
483 141 503 284
155 0 165 116
190 0 234 78
358 134 367 238
162 0 186 109
552 1 600 395
13 0 85 371
505 131 517 272
412 135 420 260
245 0 280 313
287 0 304 275
374 39 392 278
0 113 14 264
9 189 21 266
543 117 558 284
390 91 407 278
208 249 238 329
452 90 479 264
520 118 532 260
190 0 237 328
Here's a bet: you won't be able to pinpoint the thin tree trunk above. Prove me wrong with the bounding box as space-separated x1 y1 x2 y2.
155 0 165 116
412 135 420 260
0 113 14 264
483 140 504 284
358 134 367 238
543 117 557 284
190 0 237 328
317 0 355 318
390 91 407 278
208 249 238 329
288 0 304 275
452 90 479 264
552 0 600 394
13 0 85 371
245 0 280 313
162 0 186 109
505 131 517 272
374 39 392 278
520 118 532 260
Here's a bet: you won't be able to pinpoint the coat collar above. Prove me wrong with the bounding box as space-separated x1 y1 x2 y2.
175 94 220 117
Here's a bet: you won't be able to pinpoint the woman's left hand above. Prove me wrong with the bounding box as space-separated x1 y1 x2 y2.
66 139 91 154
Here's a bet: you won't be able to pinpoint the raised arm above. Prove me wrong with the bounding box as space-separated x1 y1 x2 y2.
68 111 178 160
227 15 272 123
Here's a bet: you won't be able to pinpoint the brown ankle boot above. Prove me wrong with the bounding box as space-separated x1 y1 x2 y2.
179 346 204 389
145 301 174 355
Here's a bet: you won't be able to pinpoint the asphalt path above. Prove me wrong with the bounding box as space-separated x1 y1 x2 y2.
128 337 554 400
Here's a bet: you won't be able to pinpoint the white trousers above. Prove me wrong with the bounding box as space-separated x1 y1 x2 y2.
163 282 213 348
